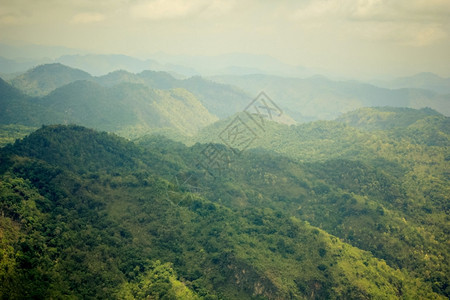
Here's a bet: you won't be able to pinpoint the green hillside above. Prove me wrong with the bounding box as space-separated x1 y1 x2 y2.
0 111 448 298
189 107 449 296
95 70 251 118
10 63 92 97
0 78 48 126
0 124 37 147
0 78 217 138
8 64 251 119
39 81 218 136
335 107 442 130
335 107 450 147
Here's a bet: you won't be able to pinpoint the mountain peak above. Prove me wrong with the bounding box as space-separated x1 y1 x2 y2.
31 62 87 72
410 72 444 80
4 125 139 173
10 63 92 97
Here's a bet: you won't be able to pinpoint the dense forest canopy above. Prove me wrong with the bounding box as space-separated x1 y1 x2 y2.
0 109 448 299
0 63 449 299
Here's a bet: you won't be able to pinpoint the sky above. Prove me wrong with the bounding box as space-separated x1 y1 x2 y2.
0 0 450 78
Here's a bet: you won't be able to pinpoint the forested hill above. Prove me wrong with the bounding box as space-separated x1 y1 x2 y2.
335 107 443 131
0 77 217 137
103 71 250 118
10 63 92 97
8 63 450 124
5 63 251 119
0 120 448 298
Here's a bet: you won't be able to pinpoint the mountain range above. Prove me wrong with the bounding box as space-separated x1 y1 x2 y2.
1 76 218 138
0 44 313 77
0 106 448 298
2 63 449 129
211 74 450 122
1 46 449 91
5 63 251 120
0 58 449 299
371 72 450 95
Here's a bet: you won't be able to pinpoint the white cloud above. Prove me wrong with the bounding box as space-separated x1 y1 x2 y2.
349 0 450 22
290 0 450 46
130 0 204 20
199 0 235 18
71 12 105 24
291 0 346 20
0 0 449 77
351 21 448 46
129 0 235 20
291 0 450 22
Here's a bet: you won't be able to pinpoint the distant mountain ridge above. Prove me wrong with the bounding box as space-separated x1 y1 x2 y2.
336 107 449 147
10 63 92 97
57 54 162 76
93 69 250 118
212 74 450 121
148 52 313 77
372 72 450 94
3 63 449 141
0 76 217 137
7 63 252 119
8 63 450 124
335 107 442 130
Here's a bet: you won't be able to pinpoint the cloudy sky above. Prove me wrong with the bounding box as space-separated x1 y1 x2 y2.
1 0 449 78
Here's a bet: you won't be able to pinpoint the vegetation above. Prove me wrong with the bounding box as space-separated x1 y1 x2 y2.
6 63 250 120
10 63 92 97
0 62 448 299
0 124 36 147
0 112 448 298
0 78 217 137
190 107 450 297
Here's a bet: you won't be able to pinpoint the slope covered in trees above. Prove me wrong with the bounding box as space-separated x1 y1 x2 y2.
7 63 449 125
0 113 448 298
188 107 450 297
335 107 442 130
10 63 92 97
7 64 251 119
0 124 36 147
0 77 217 137
104 70 250 118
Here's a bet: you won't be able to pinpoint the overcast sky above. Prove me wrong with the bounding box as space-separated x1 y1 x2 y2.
1 0 449 78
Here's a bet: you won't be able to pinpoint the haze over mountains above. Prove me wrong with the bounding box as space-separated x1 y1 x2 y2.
0 45 449 300
1 43 450 87
0 43 314 77
371 72 450 95
1 0 449 297
212 74 450 121
1 62 448 135
1 76 218 138
1 43 449 127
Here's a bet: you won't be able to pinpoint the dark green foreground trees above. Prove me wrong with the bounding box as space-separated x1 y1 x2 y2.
0 111 448 299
